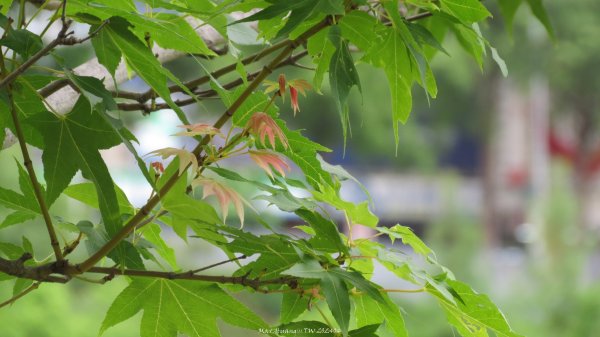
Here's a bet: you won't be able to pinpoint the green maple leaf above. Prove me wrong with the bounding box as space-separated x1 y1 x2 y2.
28 96 122 238
100 278 268 337
0 161 41 229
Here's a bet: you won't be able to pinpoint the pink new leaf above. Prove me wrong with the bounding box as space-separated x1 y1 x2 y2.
192 178 247 226
146 147 198 174
249 150 290 178
246 112 289 150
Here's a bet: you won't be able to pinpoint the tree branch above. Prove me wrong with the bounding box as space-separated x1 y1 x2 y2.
86 266 295 289
0 254 293 290
5 82 63 261
117 50 309 113
0 254 68 283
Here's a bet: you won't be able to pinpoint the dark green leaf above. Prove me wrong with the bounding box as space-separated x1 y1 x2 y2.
28 97 123 240
321 272 350 336
102 17 193 124
90 23 122 77
64 72 117 110
349 324 380 337
0 29 43 60
328 25 361 144
296 209 347 254
0 161 41 229
69 1 215 55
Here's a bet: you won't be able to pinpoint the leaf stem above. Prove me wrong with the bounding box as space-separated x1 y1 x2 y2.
0 282 40 309
188 255 247 274
381 287 425 293
314 302 334 328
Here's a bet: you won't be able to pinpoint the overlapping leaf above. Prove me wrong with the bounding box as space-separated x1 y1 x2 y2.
428 280 524 337
0 161 40 229
100 278 268 337
28 97 122 235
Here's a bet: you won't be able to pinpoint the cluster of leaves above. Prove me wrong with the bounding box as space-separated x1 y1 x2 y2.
0 0 550 336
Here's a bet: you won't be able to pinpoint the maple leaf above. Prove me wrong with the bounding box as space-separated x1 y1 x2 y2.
173 123 222 137
249 150 290 178
147 147 198 174
192 177 249 226
28 97 122 236
246 112 289 149
100 278 267 337
0 161 41 229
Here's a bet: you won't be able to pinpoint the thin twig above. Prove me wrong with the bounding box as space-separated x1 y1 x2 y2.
382 287 425 293
0 282 41 309
116 50 309 113
188 255 247 274
6 86 63 261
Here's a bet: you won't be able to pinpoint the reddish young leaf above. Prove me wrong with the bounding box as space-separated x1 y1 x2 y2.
290 86 300 116
147 147 198 174
249 150 290 178
288 78 312 96
246 112 289 149
278 74 287 100
192 178 247 226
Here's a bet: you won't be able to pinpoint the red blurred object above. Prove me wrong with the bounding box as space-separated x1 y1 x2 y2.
548 128 576 162
151 161 164 174
507 168 528 188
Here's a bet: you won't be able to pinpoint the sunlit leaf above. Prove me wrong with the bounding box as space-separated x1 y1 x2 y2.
100 278 268 337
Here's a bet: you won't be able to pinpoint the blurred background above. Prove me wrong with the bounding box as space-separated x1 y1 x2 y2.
2 1 600 336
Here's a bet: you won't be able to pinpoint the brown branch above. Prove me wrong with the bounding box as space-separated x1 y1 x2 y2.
116 50 309 113
0 18 107 90
0 254 68 283
6 86 63 261
125 39 293 104
85 266 295 289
